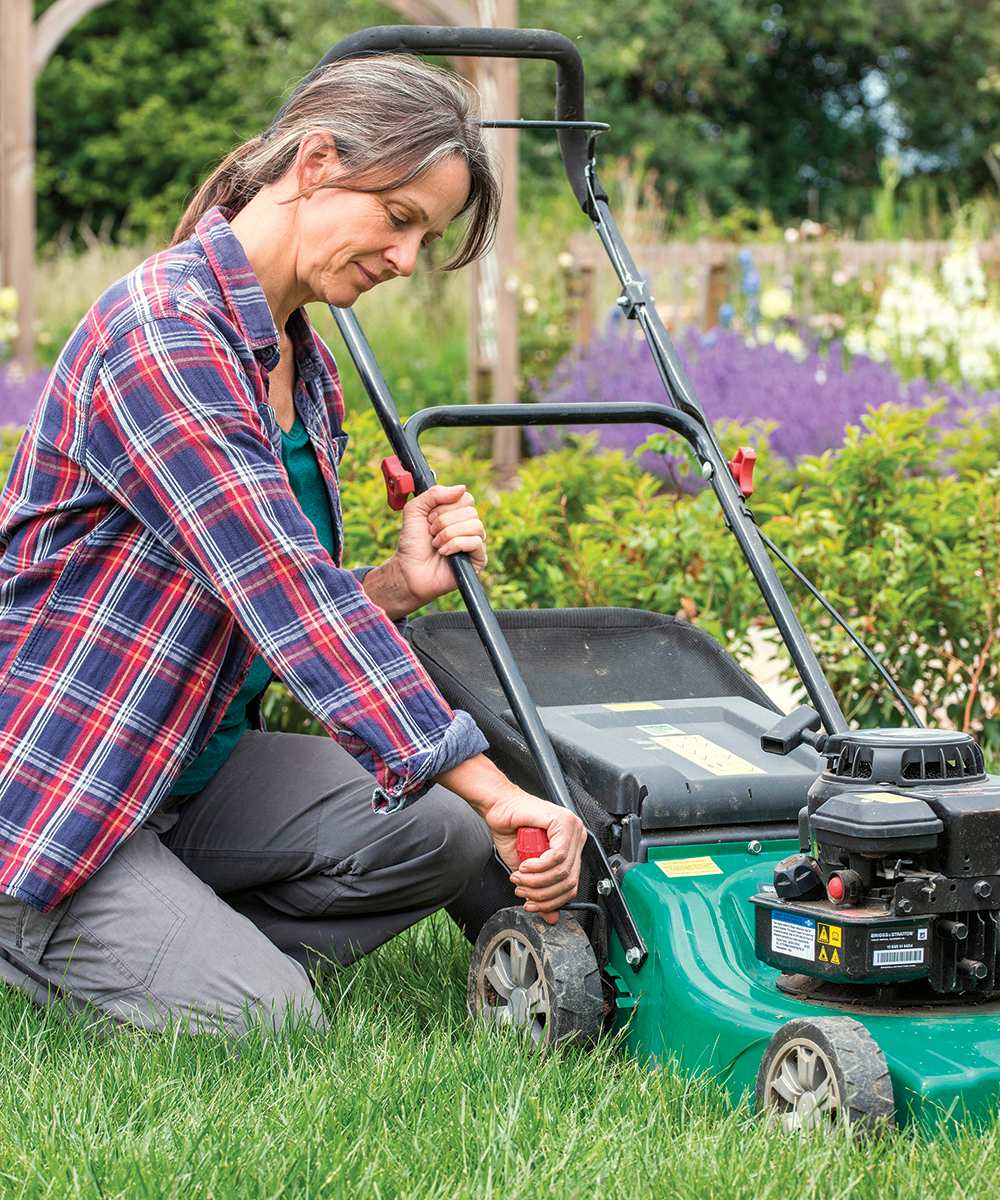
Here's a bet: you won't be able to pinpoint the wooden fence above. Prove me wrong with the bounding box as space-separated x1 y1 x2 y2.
566 235 1000 342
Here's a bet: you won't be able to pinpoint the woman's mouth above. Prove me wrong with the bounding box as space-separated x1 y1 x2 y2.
354 263 379 290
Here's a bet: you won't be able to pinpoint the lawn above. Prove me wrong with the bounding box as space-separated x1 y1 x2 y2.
0 910 997 1200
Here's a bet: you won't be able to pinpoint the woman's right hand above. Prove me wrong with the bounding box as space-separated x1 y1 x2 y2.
435 754 586 924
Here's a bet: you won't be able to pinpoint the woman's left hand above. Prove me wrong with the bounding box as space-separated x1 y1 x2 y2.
362 484 486 621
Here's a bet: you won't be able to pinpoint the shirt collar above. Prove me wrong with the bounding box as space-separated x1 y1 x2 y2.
193 206 325 381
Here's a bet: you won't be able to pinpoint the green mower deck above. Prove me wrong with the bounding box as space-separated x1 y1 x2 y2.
606 840 1000 1132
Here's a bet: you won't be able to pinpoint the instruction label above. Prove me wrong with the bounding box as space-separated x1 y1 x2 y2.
650 733 767 777
771 912 816 962
637 723 683 737
869 926 929 968
657 856 723 879
818 923 842 948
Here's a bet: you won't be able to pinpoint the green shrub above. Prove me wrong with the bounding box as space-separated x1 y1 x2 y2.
4 406 999 747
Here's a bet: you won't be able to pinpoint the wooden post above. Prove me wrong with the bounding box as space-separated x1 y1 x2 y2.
475 0 519 477
1 0 34 369
381 0 520 477
0 0 114 372
703 258 728 332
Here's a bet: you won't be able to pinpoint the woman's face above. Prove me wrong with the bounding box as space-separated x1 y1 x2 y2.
294 150 472 308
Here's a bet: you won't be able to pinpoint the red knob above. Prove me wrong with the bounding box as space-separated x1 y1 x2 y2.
827 874 845 901
380 456 415 511
516 827 550 864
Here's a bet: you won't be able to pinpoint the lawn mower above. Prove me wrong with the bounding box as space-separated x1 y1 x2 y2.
315 26 1000 1134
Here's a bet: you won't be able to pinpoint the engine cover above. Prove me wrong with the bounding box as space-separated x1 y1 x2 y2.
752 727 1000 995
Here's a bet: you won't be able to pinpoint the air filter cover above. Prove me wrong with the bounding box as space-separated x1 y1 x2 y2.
810 791 943 854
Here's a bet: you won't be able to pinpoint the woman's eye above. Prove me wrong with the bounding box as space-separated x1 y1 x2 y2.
388 211 407 229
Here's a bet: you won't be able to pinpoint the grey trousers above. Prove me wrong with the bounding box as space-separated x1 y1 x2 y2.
0 731 494 1036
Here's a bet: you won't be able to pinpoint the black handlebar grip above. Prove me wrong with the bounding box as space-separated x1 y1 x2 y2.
271 26 592 214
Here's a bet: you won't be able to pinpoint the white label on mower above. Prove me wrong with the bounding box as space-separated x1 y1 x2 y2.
637 723 683 737
771 913 816 961
869 926 929 969
650 734 767 776
873 948 925 966
604 702 663 712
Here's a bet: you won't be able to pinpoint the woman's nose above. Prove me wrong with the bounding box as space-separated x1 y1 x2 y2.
384 232 421 278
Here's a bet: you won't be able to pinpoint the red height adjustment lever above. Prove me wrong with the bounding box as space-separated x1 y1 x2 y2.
516 827 550 864
381 456 415 511
728 446 757 497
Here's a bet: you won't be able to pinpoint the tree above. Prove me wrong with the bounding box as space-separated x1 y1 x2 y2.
519 0 1000 224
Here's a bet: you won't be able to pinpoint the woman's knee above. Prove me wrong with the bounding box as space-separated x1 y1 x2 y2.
421 787 495 888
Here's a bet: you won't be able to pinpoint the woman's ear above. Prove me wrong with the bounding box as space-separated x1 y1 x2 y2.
295 131 340 196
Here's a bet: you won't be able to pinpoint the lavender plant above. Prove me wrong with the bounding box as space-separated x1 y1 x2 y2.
0 364 48 429
529 326 996 478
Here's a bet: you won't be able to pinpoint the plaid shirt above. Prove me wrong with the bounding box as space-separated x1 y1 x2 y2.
0 208 486 914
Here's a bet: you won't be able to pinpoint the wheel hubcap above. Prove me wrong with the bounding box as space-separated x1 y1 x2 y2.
763 1039 842 1133
479 934 549 1043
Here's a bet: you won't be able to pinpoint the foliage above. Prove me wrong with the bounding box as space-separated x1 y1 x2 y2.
521 0 1000 226
32 0 395 244
266 403 1000 747
756 406 1000 743
29 0 1000 244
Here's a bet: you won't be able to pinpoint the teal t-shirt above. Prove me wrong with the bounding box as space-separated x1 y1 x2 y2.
171 415 337 794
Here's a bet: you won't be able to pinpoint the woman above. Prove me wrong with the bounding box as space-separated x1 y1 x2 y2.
0 55 584 1035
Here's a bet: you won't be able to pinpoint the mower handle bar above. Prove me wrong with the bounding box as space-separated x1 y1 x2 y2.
283 26 594 214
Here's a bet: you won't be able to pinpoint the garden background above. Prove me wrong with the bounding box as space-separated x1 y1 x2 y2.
2 1 1000 1194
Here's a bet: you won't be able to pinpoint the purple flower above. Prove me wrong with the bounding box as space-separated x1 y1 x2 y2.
529 327 998 478
0 363 48 428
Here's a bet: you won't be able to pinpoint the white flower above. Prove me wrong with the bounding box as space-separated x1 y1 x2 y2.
760 287 793 321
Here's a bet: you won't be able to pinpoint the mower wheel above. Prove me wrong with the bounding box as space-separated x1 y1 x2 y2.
467 906 602 1050
755 1016 895 1135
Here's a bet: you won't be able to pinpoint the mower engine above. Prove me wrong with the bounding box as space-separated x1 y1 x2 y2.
751 729 1000 997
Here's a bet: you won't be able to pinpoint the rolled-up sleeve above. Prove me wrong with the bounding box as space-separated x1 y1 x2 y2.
84 316 486 804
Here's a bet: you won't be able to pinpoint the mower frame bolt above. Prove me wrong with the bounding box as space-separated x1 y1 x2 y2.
625 947 641 965
747 840 762 855
597 878 613 895
897 899 914 914
974 880 993 900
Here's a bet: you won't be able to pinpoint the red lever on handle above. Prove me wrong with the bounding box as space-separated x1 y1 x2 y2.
516 826 550 864
381 456 415 511
727 446 757 497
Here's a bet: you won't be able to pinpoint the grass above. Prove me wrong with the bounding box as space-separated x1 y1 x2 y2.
0 911 998 1199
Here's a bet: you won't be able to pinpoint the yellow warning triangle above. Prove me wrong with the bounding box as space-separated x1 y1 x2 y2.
830 948 840 965
819 927 829 943
818 945 829 962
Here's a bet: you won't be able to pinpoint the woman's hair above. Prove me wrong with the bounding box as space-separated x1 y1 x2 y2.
172 55 500 268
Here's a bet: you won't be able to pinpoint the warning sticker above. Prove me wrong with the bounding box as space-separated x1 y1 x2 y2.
650 734 767 777
818 945 841 965
771 912 816 961
637 723 683 737
657 856 723 878
869 926 929 969
604 702 663 712
855 791 915 805
818 923 842 948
